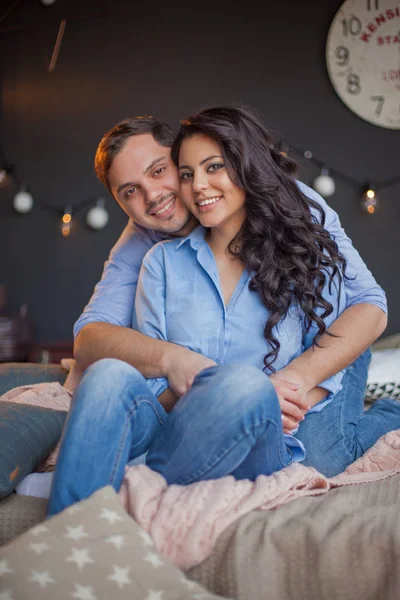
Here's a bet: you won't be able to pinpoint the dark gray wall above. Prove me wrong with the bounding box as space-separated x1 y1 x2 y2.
1 0 399 343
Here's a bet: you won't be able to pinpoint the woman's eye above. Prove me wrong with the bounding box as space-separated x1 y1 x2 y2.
180 172 193 181
207 163 224 173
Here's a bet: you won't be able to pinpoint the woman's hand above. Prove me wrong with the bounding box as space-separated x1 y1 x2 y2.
269 371 310 434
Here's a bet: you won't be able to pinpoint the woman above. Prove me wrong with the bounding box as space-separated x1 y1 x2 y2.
48 105 396 516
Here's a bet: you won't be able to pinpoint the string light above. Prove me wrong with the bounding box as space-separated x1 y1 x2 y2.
86 197 109 230
60 205 72 236
313 166 336 198
292 145 400 214
13 184 34 214
361 186 378 215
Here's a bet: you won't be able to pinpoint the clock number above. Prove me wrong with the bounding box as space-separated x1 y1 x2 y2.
335 46 349 66
371 96 384 117
367 0 379 10
342 16 362 37
347 73 361 94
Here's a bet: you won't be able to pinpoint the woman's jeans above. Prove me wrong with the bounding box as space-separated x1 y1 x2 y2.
47 351 400 516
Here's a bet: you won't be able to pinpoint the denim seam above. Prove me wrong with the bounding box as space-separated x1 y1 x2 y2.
338 371 361 464
175 417 286 485
108 397 165 485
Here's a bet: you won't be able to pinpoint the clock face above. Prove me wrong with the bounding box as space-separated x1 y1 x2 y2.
326 0 400 129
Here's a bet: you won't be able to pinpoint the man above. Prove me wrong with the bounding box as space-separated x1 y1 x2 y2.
72 114 390 470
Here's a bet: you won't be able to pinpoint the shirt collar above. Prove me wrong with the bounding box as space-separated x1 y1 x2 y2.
175 225 207 250
129 219 206 248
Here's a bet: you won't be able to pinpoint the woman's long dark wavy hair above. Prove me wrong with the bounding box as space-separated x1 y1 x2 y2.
171 104 348 372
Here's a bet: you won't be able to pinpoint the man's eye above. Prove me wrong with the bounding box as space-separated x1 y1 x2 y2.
125 187 138 198
208 163 224 173
180 172 193 181
154 167 166 176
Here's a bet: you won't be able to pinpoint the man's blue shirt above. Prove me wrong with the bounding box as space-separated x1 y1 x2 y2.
74 181 387 341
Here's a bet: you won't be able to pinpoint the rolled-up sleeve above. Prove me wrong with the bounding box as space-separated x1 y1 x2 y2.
73 222 156 339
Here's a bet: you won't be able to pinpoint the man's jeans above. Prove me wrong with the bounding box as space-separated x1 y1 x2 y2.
296 348 400 476
47 351 400 516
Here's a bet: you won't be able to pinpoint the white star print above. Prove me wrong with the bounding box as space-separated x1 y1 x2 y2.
138 528 153 548
30 524 49 536
71 583 97 600
144 552 163 568
66 547 94 571
108 565 132 588
144 591 164 600
30 541 51 555
29 569 55 588
64 524 89 541
99 508 123 525
0 560 14 577
105 534 125 551
0 590 14 600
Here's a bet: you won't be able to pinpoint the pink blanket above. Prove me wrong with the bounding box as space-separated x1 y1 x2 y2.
119 429 400 570
0 358 82 470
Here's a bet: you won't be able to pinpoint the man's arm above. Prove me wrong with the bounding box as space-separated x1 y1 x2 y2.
274 302 387 408
74 321 215 397
273 183 388 423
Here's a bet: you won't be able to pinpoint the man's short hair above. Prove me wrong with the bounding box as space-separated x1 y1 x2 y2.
94 116 174 194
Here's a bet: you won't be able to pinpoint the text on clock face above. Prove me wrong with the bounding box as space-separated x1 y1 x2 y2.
326 0 400 128
382 69 400 82
376 33 400 43
360 6 400 42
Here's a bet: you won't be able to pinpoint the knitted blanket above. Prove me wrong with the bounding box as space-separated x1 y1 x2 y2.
119 429 400 570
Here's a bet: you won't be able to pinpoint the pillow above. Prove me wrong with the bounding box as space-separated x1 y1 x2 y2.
0 486 227 600
366 348 400 403
0 402 67 499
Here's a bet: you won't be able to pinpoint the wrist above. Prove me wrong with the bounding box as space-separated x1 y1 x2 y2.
160 341 183 379
274 365 313 394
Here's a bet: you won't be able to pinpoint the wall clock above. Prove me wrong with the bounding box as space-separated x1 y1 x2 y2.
326 0 400 129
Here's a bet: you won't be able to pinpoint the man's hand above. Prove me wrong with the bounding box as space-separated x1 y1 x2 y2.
163 345 217 397
269 371 310 434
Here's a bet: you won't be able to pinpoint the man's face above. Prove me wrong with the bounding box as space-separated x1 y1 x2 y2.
108 133 197 236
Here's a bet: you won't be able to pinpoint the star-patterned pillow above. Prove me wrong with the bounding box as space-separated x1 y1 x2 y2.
0 486 229 600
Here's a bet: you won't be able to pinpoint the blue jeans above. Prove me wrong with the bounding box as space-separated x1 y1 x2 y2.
47 350 400 516
47 361 291 516
296 348 400 476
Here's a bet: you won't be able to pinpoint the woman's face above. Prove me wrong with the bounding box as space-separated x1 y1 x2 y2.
178 133 246 231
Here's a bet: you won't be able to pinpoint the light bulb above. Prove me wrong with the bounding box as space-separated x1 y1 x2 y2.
313 168 336 198
86 199 109 230
361 188 379 214
61 223 71 237
60 206 73 235
13 189 34 213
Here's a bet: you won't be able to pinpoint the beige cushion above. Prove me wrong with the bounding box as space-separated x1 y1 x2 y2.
0 493 47 547
0 486 228 599
188 473 400 600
